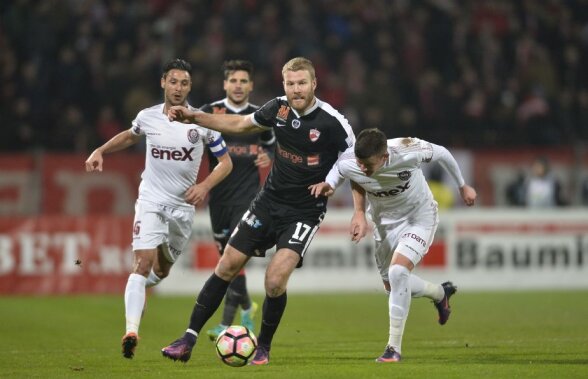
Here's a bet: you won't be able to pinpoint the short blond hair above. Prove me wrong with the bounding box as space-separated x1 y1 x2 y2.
282 57 316 80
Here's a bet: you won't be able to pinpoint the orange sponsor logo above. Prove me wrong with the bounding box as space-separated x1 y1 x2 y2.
276 105 290 122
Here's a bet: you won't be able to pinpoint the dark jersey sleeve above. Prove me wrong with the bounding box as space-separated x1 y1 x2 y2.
252 98 281 128
259 129 276 158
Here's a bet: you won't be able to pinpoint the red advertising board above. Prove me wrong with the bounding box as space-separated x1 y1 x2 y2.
0 215 133 294
41 153 144 215
0 154 36 215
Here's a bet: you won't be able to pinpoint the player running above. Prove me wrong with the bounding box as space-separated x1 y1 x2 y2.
310 128 476 362
85 59 232 359
161 57 356 365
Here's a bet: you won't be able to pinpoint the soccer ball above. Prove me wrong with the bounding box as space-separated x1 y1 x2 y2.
215 325 257 367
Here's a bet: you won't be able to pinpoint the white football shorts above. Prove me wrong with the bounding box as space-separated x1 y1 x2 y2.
131 199 195 263
372 201 439 281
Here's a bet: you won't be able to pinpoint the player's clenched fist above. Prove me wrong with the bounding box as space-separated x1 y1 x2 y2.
85 149 104 172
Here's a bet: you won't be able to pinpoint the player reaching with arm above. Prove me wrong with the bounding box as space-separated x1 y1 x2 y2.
310 128 476 362
200 60 275 341
84 59 232 359
161 57 356 365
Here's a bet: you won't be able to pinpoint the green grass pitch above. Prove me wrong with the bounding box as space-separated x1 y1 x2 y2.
1 291 587 378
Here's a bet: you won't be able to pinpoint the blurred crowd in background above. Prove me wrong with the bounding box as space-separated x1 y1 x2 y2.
2 0 588 153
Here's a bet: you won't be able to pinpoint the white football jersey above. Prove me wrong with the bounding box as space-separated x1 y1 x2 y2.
326 137 465 220
131 104 227 209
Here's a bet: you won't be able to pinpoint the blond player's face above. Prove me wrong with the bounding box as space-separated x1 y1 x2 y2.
283 70 317 113
224 70 253 106
162 69 191 107
357 153 388 177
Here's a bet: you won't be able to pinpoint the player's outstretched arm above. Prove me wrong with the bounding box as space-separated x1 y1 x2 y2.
168 106 258 135
428 142 477 207
185 151 233 206
85 130 140 172
459 184 477 206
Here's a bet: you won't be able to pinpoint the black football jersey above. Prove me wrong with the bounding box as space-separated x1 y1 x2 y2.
252 96 355 208
201 99 276 206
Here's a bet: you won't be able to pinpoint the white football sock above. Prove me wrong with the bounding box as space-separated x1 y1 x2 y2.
146 269 162 288
125 273 147 334
387 264 411 354
409 274 444 301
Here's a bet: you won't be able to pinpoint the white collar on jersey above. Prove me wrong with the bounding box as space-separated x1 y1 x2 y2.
222 98 250 113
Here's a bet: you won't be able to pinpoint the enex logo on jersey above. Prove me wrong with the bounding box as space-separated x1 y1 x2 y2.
151 146 195 161
367 182 411 197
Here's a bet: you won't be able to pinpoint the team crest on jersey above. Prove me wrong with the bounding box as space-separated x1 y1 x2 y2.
309 128 320 142
212 106 226 114
276 105 290 122
292 119 301 129
398 170 411 181
187 129 199 144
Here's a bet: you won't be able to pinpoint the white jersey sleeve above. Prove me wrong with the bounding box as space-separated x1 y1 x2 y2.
325 146 355 189
131 110 146 136
429 143 466 188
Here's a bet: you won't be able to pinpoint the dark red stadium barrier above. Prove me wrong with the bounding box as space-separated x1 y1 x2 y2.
0 215 133 294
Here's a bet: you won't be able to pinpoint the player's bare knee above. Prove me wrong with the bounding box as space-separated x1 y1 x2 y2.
264 275 287 297
215 258 241 281
132 258 154 276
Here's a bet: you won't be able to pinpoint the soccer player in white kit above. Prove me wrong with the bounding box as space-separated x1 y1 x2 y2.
310 128 476 362
84 59 233 359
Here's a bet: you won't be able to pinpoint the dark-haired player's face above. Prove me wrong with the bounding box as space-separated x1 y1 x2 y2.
283 70 316 113
162 69 191 107
357 153 388 177
224 70 253 106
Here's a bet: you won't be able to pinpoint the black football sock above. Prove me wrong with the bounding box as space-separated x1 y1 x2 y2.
221 282 240 326
186 273 230 338
232 274 252 310
257 292 287 349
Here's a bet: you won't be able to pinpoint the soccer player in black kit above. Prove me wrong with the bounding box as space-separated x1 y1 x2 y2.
201 60 275 341
162 57 356 365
